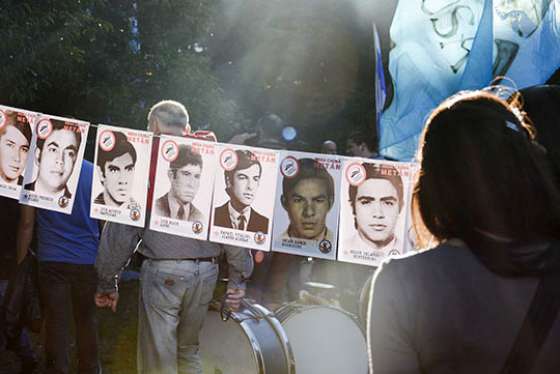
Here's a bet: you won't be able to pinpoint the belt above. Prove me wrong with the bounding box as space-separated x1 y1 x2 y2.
148 257 216 263
188 257 217 263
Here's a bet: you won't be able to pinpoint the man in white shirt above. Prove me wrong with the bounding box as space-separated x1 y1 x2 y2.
25 119 81 203
347 163 403 258
94 131 137 207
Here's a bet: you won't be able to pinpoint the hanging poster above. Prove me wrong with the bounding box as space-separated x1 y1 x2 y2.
337 159 415 267
149 135 217 239
209 144 278 250
0 105 39 200
19 114 89 214
90 124 152 227
271 151 342 260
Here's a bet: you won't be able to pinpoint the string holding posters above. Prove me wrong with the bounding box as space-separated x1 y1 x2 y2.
337 159 415 267
149 135 217 239
271 152 342 260
209 144 278 250
90 125 153 227
19 114 89 214
0 105 39 200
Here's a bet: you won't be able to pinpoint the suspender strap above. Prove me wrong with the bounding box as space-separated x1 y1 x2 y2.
500 271 560 374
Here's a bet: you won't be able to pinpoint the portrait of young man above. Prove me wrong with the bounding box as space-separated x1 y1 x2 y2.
280 158 334 241
0 112 32 186
347 163 404 254
25 119 82 200
94 131 137 207
154 144 205 222
214 149 269 232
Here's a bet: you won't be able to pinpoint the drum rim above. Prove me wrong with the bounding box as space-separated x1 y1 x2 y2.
253 304 296 374
275 302 366 336
237 319 266 373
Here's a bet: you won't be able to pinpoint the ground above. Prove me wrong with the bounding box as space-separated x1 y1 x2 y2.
0 280 139 374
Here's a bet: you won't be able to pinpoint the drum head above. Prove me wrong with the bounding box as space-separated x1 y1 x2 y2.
280 306 368 374
200 311 258 374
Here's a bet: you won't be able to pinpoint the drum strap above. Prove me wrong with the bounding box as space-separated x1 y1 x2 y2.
500 271 560 374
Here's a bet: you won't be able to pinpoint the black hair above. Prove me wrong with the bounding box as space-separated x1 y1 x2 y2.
96 131 137 176
224 150 262 197
282 158 334 204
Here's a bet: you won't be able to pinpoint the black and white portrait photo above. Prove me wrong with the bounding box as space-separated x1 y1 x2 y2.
149 136 217 239
338 160 414 266
210 145 278 250
91 125 152 227
0 106 36 199
271 152 341 259
20 115 89 214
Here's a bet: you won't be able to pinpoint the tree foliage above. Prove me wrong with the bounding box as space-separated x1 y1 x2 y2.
0 0 246 139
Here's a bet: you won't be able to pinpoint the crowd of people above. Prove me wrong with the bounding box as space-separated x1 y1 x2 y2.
0 84 559 374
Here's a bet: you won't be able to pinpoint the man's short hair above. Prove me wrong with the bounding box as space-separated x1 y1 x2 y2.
170 144 202 170
348 163 404 214
282 158 334 203
347 130 377 152
256 113 284 138
224 150 262 197
1 111 32 144
96 131 137 176
148 100 189 130
36 119 82 151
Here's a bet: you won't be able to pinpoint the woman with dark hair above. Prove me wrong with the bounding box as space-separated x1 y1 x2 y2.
367 90 560 374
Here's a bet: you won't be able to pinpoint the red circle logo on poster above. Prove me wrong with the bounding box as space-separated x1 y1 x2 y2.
37 119 53 140
280 156 299 178
162 140 179 162
99 130 116 152
254 231 266 245
220 148 238 171
346 162 366 186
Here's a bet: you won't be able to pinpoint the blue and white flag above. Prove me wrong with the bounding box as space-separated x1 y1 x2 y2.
379 0 560 161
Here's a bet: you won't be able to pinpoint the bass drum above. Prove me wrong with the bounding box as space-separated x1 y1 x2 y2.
200 300 295 374
275 303 369 374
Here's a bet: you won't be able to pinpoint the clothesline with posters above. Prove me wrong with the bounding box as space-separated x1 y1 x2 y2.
0 104 417 267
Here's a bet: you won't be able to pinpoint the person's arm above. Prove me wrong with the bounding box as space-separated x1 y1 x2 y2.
94 222 143 311
222 244 253 310
16 205 35 264
367 260 420 374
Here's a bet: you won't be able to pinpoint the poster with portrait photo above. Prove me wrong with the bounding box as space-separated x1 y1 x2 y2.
19 114 89 214
209 144 278 250
271 151 342 260
149 135 217 239
337 159 415 267
90 125 153 227
0 105 39 200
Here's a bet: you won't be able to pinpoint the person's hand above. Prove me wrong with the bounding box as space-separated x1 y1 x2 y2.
228 132 257 145
95 292 119 312
225 287 245 311
94 293 109 308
